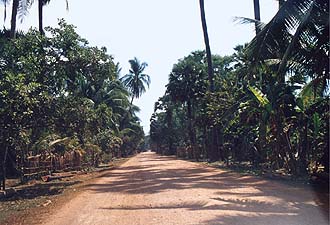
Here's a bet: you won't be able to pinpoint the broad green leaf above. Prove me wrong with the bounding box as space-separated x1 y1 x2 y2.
248 85 272 113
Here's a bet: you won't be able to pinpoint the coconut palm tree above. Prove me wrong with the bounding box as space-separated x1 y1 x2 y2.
199 0 222 161
248 0 329 84
246 0 329 174
120 57 150 104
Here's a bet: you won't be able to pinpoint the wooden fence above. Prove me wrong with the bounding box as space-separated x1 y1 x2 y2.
22 150 83 180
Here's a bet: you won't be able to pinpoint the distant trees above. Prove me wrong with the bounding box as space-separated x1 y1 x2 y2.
116 57 150 158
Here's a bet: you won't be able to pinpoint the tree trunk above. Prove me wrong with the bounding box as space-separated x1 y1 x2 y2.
202 126 208 160
1 146 8 191
10 0 19 39
257 111 267 165
253 0 261 34
323 118 329 173
187 100 197 160
208 128 220 162
167 108 174 155
254 0 265 164
38 0 45 35
199 0 219 162
199 0 214 91
299 118 308 175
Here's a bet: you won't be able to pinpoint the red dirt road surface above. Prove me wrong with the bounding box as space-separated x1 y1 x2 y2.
43 152 329 225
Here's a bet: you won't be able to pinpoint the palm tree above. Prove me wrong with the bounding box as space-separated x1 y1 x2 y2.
199 0 221 161
248 0 329 84
120 57 150 105
247 0 329 174
253 0 261 34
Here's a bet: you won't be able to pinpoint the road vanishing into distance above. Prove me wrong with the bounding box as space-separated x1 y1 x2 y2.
43 152 329 225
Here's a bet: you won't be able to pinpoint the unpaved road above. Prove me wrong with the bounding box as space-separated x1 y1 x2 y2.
43 152 329 225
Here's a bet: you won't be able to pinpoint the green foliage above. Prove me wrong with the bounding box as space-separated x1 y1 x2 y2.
152 20 329 175
248 86 272 113
0 20 145 189
120 57 150 103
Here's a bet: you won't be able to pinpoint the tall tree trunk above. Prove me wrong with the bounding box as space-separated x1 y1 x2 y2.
38 0 45 35
199 0 214 91
299 117 309 175
199 0 219 162
10 0 19 38
253 0 265 166
167 108 174 155
253 0 261 34
1 146 8 191
187 100 197 160
322 120 329 173
206 128 220 162
257 112 267 166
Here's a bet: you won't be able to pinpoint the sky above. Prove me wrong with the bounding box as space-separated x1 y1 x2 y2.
0 0 278 134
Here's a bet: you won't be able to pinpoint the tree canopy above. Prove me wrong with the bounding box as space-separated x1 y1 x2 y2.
150 0 329 176
0 20 146 190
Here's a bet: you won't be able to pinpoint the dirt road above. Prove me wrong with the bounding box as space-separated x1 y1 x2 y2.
43 152 328 225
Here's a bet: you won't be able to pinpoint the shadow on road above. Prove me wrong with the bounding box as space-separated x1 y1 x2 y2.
85 152 329 224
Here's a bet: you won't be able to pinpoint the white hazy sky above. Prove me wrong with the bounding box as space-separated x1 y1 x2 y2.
1 0 278 134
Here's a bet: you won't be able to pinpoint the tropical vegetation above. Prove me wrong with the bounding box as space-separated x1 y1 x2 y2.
0 20 146 190
150 0 329 177
0 0 328 192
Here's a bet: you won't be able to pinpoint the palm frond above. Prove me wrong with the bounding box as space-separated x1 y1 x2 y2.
247 0 313 61
121 57 150 101
234 16 266 33
18 0 33 23
1 0 8 23
277 2 315 78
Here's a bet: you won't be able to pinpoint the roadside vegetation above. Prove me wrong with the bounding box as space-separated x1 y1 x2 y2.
0 1 149 190
0 0 328 195
150 0 329 179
